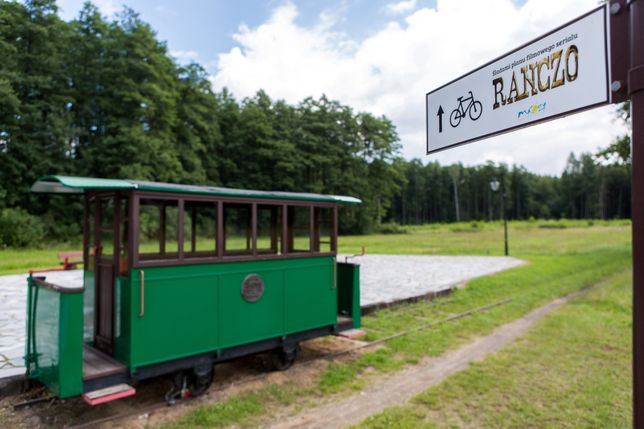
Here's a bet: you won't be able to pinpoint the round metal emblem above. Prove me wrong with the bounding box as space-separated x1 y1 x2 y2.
241 274 265 303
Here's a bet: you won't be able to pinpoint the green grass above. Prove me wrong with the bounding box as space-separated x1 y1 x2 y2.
158 220 632 427
0 219 629 276
0 243 82 275
352 269 632 429
161 384 297 429
316 250 630 394
339 219 631 257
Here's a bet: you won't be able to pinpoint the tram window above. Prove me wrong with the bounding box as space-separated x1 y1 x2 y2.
224 203 252 256
314 207 333 253
184 201 217 257
257 205 282 254
287 206 311 253
138 199 179 259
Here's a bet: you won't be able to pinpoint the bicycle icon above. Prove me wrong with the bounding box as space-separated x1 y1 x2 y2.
450 91 483 128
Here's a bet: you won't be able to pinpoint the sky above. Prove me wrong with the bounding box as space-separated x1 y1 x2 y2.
55 0 627 175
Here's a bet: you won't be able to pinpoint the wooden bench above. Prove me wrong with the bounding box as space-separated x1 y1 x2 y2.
57 251 83 270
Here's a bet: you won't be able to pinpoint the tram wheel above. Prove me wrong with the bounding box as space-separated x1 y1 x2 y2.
271 345 298 371
190 364 214 397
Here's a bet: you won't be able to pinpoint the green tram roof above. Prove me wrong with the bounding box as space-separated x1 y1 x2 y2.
31 175 361 204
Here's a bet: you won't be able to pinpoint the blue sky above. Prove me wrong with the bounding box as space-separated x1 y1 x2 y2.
57 0 438 73
55 0 624 175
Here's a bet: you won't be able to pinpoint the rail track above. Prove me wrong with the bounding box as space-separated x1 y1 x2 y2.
11 297 512 429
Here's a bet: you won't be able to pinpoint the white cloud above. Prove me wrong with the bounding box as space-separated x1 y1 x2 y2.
384 0 418 15
57 0 122 19
211 0 626 175
93 0 122 17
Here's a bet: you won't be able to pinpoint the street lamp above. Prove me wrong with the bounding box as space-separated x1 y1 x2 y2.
490 179 508 256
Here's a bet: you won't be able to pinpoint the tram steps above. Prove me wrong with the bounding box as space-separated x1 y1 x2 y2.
82 383 136 406
335 329 366 339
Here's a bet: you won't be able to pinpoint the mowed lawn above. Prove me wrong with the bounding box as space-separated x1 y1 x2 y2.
0 243 81 276
339 219 631 257
353 270 632 429
0 219 630 275
159 220 633 428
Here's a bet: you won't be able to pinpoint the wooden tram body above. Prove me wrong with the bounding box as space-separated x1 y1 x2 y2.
25 176 361 400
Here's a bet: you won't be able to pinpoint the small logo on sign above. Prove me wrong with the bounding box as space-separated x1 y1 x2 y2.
241 274 265 303
517 102 547 119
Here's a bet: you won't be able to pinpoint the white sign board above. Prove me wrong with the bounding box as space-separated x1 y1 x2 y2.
426 6 609 154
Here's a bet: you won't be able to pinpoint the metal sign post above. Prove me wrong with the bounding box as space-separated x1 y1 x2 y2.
630 1 644 427
424 1 643 425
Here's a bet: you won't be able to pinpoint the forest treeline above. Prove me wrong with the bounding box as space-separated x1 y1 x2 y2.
0 1 632 244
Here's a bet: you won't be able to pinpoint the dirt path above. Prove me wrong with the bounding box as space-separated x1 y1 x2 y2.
265 286 596 429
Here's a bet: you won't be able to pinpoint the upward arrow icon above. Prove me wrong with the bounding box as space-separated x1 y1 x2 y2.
437 106 444 133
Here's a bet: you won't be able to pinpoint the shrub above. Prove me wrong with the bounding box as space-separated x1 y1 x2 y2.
538 221 567 229
378 222 407 234
449 222 481 233
0 208 46 248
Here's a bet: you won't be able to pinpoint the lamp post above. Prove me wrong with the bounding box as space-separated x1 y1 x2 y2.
490 179 508 256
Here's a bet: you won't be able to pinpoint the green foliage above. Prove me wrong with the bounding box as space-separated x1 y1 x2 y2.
389 155 631 226
0 208 46 247
537 221 567 229
0 1 402 236
0 1 632 243
377 222 407 234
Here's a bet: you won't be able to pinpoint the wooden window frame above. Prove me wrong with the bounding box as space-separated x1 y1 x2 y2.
222 202 253 257
313 206 335 253
129 190 338 269
135 197 180 262
183 200 218 258
256 204 281 255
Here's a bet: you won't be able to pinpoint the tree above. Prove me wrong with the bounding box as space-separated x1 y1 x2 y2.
0 0 72 213
448 165 461 222
597 101 631 164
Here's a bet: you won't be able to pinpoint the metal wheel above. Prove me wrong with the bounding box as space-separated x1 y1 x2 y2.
271 346 298 371
190 364 214 397
165 365 214 404
166 370 190 405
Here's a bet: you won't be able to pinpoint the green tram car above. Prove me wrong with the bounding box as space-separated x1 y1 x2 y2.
25 176 362 403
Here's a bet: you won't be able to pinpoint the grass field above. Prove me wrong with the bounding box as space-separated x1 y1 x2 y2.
159 220 633 428
0 219 630 276
353 270 632 429
0 243 81 275
339 219 631 257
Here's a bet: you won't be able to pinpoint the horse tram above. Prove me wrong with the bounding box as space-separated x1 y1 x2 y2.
24 176 361 405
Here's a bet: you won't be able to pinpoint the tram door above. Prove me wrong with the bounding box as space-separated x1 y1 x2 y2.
94 194 117 354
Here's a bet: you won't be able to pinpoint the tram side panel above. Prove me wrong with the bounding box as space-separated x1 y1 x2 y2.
284 257 336 334
25 277 84 398
218 268 284 348
126 256 337 371
128 266 219 370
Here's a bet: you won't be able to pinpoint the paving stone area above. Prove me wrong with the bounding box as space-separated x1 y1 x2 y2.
350 255 525 307
0 256 524 380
